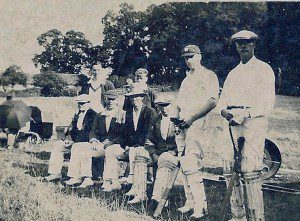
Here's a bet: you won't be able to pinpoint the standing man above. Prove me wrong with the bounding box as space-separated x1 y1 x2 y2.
176 45 219 219
80 64 115 113
218 30 275 221
123 68 157 111
43 94 96 182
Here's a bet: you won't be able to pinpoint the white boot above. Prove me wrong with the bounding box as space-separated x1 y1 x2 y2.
177 171 194 213
186 173 207 219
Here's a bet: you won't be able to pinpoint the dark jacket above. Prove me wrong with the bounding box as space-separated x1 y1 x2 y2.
122 105 157 147
80 80 115 107
89 111 124 145
65 109 97 143
145 114 177 156
123 87 157 111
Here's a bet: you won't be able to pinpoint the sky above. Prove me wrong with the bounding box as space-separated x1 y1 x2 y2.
0 0 197 74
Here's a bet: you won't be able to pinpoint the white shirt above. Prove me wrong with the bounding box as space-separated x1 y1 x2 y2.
76 111 86 130
133 108 142 131
218 56 275 118
98 108 126 134
160 115 171 140
177 65 219 120
88 81 104 113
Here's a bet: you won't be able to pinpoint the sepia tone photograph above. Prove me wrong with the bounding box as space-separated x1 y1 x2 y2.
0 0 299 220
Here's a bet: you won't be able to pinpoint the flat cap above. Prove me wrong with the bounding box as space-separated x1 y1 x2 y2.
135 68 148 76
181 45 201 57
154 96 171 106
104 89 118 100
124 82 146 97
231 30 258 42
76 94 90 103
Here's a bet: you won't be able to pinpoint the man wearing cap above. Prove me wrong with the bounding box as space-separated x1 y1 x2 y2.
218 30 275 221
44 94 97 182
64 89 125 188
175 44 219 219
80 64 115 113
123 68 157 112
126 96 178 204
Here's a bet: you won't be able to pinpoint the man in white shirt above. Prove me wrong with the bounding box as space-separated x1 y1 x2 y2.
43 94 96 182
175 45 219 219
218 30 275 221
80 64 115 113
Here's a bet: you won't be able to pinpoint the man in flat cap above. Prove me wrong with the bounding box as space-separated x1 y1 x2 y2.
123 68 157 112
218 30 275 220
44 94 97 182
80 64 115 113
64 90 126 188
174 44 219 219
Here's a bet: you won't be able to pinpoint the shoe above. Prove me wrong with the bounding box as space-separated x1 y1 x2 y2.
102 180 111 190
78 178 94 188
190 208 207 219
43 174 61 182
128 196 147 204
228 215 247 221
65 178 82 186
177 204 193 214
103 182 121 192
125 187 137 196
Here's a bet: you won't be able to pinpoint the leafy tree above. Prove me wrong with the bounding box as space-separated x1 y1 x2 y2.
32 71 66 97
33 29 102 74
0 65 27 91
265 2 300 96
101 2 268 86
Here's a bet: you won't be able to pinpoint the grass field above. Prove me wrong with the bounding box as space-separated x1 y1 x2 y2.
0 94 299 220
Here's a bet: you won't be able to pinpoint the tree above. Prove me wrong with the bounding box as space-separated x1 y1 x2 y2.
0 65 27 91
32 71 66 97
32 29 102 74
101 2 268 86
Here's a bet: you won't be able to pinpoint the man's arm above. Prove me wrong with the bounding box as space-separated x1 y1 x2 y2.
180 97 218 128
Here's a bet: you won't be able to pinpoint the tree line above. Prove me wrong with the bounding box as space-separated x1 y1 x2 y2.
1 2 299 96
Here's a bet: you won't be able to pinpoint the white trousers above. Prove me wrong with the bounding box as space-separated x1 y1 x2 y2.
223 117 268 173
67 142 105 178
48 140 70 175
103 144 126 180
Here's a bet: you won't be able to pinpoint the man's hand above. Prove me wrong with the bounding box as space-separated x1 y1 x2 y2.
102 139 111 149
179 117 193 129
90 138 99 144
64 139 74 148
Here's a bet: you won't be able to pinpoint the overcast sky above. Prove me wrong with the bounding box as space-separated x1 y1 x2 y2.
1 0 197 74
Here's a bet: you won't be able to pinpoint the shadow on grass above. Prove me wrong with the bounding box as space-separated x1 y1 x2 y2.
15 162 300 221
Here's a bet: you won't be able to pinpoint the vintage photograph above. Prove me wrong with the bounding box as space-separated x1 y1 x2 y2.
0 0 299 220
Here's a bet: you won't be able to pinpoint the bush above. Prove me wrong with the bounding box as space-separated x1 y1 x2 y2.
62 87 78 97
33 72 67 97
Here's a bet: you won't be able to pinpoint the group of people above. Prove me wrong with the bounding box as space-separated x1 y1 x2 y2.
43 30 275 221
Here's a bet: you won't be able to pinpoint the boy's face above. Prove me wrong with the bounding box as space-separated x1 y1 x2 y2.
106 97 118 110
135 74 148 84
78 102 90 112
131 96 144 109
184 53 201 70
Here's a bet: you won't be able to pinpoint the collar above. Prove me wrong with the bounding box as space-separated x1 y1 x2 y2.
239 55 257 66
101 108 118 117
